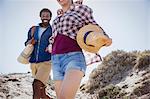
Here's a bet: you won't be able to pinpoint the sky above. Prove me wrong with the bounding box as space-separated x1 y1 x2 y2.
0 0 150 82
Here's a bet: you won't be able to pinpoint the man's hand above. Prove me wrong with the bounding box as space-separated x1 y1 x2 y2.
45 45 52 53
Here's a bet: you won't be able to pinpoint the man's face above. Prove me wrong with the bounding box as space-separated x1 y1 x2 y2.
40 11 51 24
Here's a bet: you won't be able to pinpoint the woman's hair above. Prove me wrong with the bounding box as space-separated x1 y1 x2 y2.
71 0 73 4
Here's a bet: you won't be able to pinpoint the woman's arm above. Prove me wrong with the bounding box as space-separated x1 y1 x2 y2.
82 5 110 37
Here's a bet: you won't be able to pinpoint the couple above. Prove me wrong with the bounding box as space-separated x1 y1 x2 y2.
25 0 111 99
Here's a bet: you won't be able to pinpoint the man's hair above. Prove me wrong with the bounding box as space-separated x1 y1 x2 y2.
39 8 52 17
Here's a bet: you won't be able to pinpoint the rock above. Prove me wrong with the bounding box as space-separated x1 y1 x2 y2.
0 73 91 99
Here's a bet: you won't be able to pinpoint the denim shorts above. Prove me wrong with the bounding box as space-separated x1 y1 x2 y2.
51 51 87 80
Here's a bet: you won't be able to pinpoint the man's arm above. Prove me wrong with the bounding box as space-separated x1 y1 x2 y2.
24 26 36 46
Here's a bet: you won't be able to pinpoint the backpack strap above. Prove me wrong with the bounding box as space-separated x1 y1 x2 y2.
30 26 36 45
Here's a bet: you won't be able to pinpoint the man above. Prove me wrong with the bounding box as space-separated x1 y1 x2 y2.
25 8 52 99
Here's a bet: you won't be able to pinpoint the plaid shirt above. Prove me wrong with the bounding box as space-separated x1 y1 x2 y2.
49 4 108 65
49 4 100 45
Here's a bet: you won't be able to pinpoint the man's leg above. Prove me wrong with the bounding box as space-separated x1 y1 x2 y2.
31 61 51 99
36 61 51 99
30 63 41 99
32 79 42 99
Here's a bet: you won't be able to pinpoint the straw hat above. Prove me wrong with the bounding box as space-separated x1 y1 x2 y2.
77 24 112 53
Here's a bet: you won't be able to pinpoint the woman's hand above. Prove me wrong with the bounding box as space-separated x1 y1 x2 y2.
105 38 112 47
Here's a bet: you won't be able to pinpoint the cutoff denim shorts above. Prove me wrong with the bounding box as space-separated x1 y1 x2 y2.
51 51 87 80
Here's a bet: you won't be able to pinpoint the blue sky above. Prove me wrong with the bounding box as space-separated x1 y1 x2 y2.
0 0 149 82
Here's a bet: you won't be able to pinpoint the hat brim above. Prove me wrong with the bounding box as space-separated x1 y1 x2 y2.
77 24 108 53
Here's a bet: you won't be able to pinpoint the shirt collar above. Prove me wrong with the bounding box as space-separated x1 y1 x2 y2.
39 23 50 28
57 4 75 16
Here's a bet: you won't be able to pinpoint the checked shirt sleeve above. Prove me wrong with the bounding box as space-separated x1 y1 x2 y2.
79 5 109 37
78 5 98 25
49 21 57 45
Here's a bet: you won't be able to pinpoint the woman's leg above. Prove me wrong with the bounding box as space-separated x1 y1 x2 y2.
59 69 84 99
54 80 62 99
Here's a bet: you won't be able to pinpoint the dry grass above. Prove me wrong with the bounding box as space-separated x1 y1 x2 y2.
81 50 150 98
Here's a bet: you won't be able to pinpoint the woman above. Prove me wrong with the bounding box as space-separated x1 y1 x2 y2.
48 0 109 98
